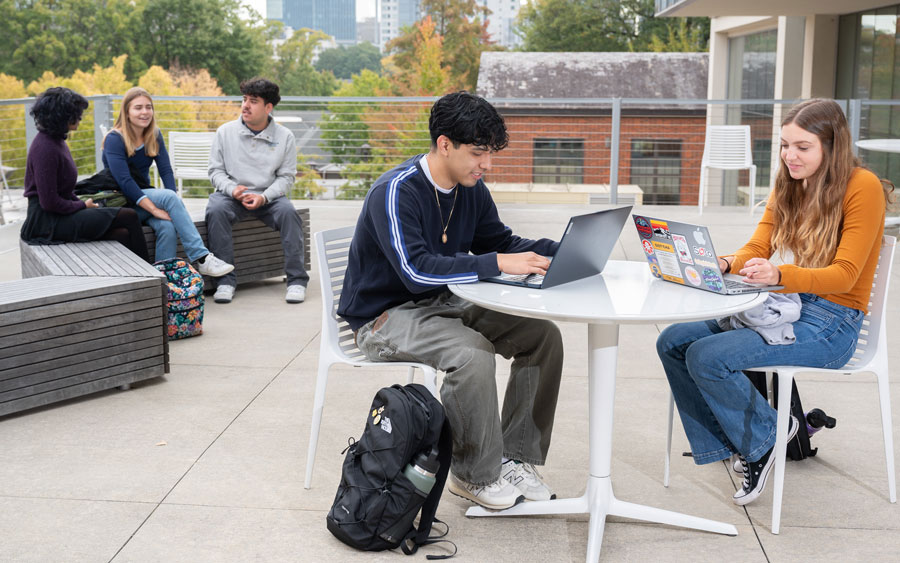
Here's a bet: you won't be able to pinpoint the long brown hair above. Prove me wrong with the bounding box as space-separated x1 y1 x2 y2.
770 99 893 267
108 87 160 157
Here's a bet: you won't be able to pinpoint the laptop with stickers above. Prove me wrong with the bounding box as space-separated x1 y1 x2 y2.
632 214 783 295
484 206 632 289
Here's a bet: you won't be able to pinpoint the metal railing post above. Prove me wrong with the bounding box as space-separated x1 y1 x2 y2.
609 98 621 205
93 95 112 173
25 100 37 151
848 99 861 157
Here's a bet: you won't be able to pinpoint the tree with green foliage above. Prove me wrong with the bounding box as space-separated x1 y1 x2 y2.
315 42 383 80
270 28 339 96
516 0 708 53
0 0 143 82
386 0 497 91
139 0 273 94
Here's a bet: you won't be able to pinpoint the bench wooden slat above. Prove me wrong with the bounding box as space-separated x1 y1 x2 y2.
0 363 165 417
0 314 161 355
0 337 164 382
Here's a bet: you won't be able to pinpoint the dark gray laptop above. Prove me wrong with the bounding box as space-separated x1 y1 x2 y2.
484 206 632 289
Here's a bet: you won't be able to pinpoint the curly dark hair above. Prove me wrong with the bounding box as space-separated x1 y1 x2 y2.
30 87 89 139
429 91 508 152
239 77 281 107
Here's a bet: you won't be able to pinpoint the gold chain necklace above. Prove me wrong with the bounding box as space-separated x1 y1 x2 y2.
433 186 458 244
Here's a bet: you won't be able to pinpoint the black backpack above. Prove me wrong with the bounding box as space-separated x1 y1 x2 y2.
326 383 455 559
744 371 836 461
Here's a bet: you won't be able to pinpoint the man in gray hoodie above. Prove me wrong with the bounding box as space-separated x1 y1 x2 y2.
205 77 308 304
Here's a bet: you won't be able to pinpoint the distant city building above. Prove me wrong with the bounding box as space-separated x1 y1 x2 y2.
377 0 420 51
268 0 357 45
357 16 378 45
478 0 523 48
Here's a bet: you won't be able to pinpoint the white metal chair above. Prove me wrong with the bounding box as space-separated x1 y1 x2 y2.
698 125 757 215
663 235 897 534
304 226 438 489
168 131 216 196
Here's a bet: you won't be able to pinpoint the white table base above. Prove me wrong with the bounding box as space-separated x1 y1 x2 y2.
466 323 738 562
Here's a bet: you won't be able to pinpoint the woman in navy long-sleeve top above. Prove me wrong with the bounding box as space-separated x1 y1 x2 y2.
101 87 232 276
20 87 149 261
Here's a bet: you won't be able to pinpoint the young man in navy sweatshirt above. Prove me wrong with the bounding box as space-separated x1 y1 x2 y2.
338 92 564 510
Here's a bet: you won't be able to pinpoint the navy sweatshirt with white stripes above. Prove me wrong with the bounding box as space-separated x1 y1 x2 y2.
338 154 559 331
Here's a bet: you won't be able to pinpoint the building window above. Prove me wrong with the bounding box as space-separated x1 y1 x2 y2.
533 139 584 183
837 4 900 188
630 139 682 205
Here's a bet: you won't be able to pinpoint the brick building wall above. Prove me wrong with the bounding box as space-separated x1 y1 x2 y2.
489 111 707 205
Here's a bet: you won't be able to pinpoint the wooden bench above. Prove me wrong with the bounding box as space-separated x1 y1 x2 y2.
0 275 167 417
19 239 169 372
142 207 311 287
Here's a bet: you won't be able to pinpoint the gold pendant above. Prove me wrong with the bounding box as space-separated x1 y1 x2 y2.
442 233 448 244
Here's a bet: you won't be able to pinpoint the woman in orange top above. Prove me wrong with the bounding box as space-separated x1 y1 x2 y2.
656 98 893 506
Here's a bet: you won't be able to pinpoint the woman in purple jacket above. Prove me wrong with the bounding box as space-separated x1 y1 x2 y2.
20 87 149 261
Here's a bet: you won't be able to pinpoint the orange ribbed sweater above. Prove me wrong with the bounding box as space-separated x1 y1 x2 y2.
729 168 886 314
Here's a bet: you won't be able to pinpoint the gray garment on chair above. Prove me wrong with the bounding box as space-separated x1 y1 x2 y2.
717 293 802 345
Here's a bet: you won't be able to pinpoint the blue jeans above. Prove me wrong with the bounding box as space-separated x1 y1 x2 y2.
135 189 208 262
656 294 864 464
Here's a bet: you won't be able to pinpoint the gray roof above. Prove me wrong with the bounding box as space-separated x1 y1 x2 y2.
476 52 709 100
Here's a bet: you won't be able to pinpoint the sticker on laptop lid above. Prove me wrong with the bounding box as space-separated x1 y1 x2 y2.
650 219 671 239
642 239 654 255
684 266 702 286
646 254 662 278
656 249 682 280
702 267 724 291
672 234 693 264
652 241 674 253
634 216 653 239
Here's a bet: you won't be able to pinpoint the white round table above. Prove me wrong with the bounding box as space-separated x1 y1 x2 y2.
856 139 900 153
449 260 768 563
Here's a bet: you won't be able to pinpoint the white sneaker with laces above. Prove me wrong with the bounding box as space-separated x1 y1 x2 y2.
196 253 235 277
447 473 524 510
285 285 306 303
213 284 235 303
501 460 556 501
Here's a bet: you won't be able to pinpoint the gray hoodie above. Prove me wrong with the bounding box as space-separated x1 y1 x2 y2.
208 117 297 203
717 293 802 345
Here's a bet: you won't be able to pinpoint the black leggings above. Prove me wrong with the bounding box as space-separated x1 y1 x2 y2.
102 208 150 263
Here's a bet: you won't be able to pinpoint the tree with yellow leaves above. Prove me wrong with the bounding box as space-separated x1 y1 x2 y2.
0 74 28 186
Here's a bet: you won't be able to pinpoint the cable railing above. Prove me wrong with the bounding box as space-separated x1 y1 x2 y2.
0 96 897 215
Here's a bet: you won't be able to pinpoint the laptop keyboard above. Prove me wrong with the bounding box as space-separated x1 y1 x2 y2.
502 273 545 284
724 278 756 290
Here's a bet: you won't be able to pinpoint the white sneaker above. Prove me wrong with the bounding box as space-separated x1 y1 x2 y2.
213 285 235 303
285 285 306 303
501 460 556 501
196 253 234 277
448 473 524 510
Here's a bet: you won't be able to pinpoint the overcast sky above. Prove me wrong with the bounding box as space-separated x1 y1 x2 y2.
245 0 376 21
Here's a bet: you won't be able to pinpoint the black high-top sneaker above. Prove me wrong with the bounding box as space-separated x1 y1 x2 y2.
733 415 799 506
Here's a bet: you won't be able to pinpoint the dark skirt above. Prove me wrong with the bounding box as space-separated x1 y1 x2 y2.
20 197 120 244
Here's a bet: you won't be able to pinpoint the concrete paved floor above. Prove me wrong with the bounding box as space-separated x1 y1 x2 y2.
1 194 898 562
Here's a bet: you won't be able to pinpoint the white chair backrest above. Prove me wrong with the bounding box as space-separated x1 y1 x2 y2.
168 131 215 170
846 234 896 368
99 124 109 138
316 226 366 362
702 125 753 169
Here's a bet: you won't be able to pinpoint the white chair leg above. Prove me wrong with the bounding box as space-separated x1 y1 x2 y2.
304 360 332 489
664 392 675 487
698 167 707 215
423 366 438 397
748 165 757 213
770 370 793 534
876 369 897 503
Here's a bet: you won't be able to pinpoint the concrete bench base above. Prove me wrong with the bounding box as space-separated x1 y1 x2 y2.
142 207 310 288
0 276 166 417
